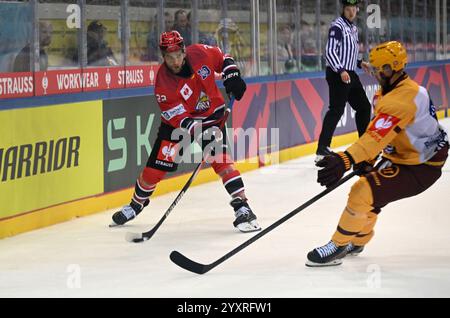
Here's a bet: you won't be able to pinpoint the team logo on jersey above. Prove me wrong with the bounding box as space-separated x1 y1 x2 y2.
429 99 437 119
424 129 448 150
180 83 193 101
379 165 400 178
157 141 177 163
368 113 400 140
374 117 394 130
195 91 211 112
197 66 211 80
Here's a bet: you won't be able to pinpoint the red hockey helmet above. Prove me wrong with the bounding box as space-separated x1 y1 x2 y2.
159 31 185 53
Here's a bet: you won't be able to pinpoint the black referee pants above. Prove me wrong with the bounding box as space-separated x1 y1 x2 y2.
318 67 371 149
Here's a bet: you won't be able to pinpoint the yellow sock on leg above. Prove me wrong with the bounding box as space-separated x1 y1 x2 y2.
331 177 374 246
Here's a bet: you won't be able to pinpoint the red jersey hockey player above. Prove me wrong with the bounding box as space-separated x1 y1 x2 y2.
111 31 261 233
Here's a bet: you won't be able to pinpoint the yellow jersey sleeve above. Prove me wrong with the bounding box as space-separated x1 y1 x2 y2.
346 85 417 163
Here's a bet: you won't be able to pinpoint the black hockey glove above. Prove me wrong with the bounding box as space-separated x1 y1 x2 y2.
180 117 202 136
317 152 352 187
223 69 246 101
180 116 225 145
353 153 379 175
353 161 374 175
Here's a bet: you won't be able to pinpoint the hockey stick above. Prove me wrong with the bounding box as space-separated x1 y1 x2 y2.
126 97 235 243
169 170 359 274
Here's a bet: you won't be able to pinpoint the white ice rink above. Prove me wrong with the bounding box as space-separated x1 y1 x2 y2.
1 118 450 298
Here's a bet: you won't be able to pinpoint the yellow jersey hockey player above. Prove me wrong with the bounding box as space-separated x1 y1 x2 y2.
307 41 449 267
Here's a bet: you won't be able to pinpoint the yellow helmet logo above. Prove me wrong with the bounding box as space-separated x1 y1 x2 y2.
369 41 408 73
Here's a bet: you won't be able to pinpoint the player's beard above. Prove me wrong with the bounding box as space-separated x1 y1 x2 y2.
378 74 389 88
378 72 400 95
169 59 185 74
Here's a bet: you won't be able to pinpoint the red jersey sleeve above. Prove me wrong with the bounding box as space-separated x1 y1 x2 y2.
199 44 226 74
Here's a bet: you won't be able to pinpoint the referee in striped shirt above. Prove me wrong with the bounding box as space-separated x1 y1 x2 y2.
316 0 371 163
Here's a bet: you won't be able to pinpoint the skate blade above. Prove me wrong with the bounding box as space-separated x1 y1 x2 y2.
235 220 261 233
109 222 121 228
348 252 362 257
305 258 343 267
345 247 364 257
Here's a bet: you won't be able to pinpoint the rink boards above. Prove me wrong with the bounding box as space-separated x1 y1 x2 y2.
1 61 449 238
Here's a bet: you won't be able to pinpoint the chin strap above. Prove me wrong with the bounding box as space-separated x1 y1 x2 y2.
381 72 407 95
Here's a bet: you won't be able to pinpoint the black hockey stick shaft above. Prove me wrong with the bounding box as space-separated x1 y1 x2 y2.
138 157 209 240
134 98 234 242
170 170 358 274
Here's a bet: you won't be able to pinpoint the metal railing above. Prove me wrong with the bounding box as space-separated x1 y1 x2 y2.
0 0 448 78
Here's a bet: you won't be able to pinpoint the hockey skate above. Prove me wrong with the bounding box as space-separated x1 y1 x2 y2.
315 146 334 165
109 200 148 227
305 240 348 267
345 242 364 256
230 197 261 233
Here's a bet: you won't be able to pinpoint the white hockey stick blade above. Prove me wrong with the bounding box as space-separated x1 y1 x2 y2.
235 220 261 233
125 232 147 243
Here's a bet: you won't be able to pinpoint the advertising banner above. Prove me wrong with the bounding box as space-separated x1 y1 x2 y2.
103 96 160 192
34 69 83 96
124 65 159 88
0 72 34 99
232 63 450 160
33 65 158 96
0 101 104 219
34 67 126 95
81 67 126 92
102 95 200 192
